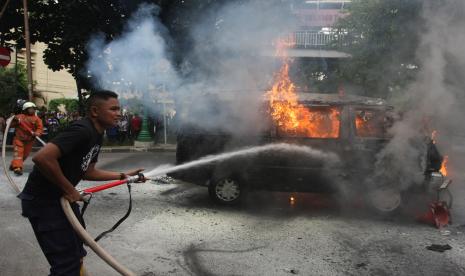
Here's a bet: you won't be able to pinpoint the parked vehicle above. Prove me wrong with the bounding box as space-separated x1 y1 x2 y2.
172 93 444 213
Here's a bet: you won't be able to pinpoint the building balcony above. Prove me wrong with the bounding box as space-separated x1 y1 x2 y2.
284 30 344 49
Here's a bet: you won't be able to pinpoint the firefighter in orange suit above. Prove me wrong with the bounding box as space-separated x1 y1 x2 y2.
10 102 44 175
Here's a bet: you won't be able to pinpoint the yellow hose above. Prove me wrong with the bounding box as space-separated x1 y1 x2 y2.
60 197 136 276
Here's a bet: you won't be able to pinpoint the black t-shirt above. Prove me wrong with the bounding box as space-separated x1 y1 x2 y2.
21 118 103 200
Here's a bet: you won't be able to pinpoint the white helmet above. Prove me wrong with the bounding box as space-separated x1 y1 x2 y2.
22 102 36 110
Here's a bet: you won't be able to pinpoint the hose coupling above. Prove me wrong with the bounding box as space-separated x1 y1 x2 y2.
127 172 146 184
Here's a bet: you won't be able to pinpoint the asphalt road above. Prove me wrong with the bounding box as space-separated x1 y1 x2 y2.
1 151 465 276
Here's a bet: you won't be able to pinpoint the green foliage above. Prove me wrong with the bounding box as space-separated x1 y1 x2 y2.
1 1 131 89
335 0 425 97
0 63 28 114
48 98 79 113
1 0 244 88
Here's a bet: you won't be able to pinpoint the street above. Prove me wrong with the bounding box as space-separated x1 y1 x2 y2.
1 151 465 276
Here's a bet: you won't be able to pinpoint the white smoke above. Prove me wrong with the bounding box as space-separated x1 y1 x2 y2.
86 2 297 136
375 1 465 190
87 4 180 95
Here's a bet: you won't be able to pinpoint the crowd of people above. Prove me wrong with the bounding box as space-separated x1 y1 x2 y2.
0 110 166 146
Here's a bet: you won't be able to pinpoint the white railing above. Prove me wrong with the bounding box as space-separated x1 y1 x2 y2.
284 31 342 48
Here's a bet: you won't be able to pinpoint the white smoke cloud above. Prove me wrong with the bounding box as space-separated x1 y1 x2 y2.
86 2 298 136
375 1 465 191
87 4 180 98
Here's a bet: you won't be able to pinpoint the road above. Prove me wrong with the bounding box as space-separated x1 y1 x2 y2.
1 151 465 276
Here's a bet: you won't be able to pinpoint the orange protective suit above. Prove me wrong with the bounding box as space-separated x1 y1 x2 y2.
10 114 44 170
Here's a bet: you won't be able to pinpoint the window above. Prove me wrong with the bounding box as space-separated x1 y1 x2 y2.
276 106 341 138
355 109 390 138
319 3 343 9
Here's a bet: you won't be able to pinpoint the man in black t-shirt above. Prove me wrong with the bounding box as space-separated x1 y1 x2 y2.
18 91 146 276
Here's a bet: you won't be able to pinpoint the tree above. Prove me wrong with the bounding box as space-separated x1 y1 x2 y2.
48 98 79 113
0 0 251 105
0 63 28 114
1 1 135 114
334 0 425 98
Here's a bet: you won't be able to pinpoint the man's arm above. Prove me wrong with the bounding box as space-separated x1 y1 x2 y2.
83 163 144 181
33 116 44 136
32 143 82 202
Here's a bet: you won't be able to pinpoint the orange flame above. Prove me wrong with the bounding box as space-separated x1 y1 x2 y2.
440 155 448 176
266 57 340 138
355 111 384 137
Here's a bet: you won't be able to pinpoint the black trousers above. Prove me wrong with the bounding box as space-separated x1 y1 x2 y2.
20 196 87 276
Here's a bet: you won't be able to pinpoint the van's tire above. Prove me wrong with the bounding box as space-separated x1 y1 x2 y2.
208 176 246 205
366 187 403 215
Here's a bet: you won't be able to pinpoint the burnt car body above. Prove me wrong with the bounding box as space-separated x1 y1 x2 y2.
172 93 443 210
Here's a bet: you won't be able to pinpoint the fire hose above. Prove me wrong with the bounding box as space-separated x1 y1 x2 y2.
61 174 145 276
1 115 139 275
2 116 20 193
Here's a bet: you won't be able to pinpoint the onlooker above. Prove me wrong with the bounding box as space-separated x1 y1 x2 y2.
118 115 129 144
106 125 118 144
130 113 142 140
46 113 60 140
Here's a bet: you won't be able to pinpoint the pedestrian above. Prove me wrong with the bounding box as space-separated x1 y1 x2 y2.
18 90 146 275
46 112 60 140
118 115 129 144
130 113 142 140
10 102 44 176
106 125 118 144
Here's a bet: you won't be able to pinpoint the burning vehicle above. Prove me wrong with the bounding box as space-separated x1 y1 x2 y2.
172 62 449 217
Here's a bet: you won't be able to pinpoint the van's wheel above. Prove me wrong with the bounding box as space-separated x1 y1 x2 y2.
366 187 402 215
208 176 245 205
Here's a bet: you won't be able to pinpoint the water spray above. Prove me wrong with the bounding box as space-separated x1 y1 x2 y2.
61 143 337 275
2 129 337 276
144 143 340 178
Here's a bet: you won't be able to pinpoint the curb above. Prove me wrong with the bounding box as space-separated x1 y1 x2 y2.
100 146 177 153
3 145 177 153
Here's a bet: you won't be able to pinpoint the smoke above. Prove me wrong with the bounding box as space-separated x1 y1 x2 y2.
86 1 297 136
374 1 465 191
87 4 180 95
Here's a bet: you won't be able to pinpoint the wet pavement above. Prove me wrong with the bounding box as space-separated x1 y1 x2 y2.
1 152 465 275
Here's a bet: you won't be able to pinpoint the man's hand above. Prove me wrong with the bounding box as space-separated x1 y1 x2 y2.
64 189 82 203
125 168 144 177
31 131 36 137
124 168 149 183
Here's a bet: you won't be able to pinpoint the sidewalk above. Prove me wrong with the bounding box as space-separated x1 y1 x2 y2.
100 143 177 153
3 143 177 153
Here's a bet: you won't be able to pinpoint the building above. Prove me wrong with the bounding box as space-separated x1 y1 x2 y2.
7 42 77 107
285 0 351 58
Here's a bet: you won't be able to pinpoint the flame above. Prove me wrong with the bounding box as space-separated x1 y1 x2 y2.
355 111 384 137
355 114 373 137
440 155 448 176
266 57 340 138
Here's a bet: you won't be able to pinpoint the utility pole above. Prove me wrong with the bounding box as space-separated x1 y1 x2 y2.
162 84 167 145
0 0 11 20
22 0 33 101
